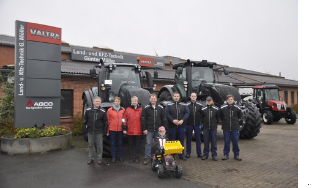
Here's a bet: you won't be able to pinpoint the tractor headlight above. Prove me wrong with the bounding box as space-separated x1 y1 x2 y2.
183 81 188 85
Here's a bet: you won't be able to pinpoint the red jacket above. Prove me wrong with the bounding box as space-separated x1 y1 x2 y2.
124 106 142 135
107 107 125 132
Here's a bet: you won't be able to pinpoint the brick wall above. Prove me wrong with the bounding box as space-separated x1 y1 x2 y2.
0 46 14 67
279 86 298 105
61 76 97 116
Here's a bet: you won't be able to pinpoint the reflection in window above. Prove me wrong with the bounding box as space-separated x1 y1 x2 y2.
61 90 73 118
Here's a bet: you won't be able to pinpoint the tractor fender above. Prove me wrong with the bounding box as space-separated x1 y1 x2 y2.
82 90 93 107
158 85 175 98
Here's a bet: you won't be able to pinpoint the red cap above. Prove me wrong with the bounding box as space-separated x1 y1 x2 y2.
158 126 165 131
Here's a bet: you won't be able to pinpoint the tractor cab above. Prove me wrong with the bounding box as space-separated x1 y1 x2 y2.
174 62 215 99
253 85 287 112
252 85 296 125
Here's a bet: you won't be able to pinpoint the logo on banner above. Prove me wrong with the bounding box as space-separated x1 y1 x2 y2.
25 100 53 110
139 57 153 67
29 28 60 40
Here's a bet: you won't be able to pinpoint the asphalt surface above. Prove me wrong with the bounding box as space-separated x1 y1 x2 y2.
0 147 205 188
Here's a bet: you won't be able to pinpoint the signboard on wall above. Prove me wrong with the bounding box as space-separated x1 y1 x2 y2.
71 47 166 69
14 20 61 128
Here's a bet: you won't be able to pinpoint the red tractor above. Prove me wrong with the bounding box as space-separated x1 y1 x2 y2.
252 85 297 125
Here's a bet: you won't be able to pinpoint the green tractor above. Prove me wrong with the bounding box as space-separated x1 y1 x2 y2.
82 58 157 157
157 59 262 139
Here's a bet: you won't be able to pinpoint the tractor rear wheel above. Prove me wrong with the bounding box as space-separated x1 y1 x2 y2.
82 96 89 142
159 90 172 101
102 135 111 158
285 109 297 124
262 110 273 125
240 101 262 139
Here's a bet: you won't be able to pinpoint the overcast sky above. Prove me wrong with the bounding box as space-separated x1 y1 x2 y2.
0 0 298 80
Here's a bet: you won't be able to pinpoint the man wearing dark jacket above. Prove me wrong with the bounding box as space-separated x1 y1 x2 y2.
142 94 167 165
83 96 108 165
165 92 190 160
186 93 203 158
201 96 219 161
220 94 243 161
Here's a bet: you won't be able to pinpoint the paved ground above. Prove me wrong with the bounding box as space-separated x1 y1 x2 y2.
0 120 298 188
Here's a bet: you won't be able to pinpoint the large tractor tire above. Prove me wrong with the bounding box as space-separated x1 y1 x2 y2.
285 108 297 124
262 110 273 125
82 96 89 142
240 101 262 139
103 135 111 158
159 90 172 101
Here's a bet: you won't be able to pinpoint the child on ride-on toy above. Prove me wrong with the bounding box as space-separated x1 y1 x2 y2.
154 126 168 167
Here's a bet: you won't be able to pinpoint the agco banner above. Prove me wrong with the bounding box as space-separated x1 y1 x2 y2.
14 20 61 128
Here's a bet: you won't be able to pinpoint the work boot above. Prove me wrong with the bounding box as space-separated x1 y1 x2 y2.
222 155 229 160
111 158 116 163
97 159 103 165
212 156 218 161
234 156 242 161
143 158 149 165
186 153 190 158
197 154 202 158
87 159 94 165
202 155 208 160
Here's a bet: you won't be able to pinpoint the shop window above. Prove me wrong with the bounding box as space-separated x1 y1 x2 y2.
291 91 294 105
61 89 73 118
284 90 288 104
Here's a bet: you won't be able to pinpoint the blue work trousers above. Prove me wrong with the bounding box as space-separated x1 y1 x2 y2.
203 129 217 157
144 130 157 159
168 127 186 158
223 130 240 156
110 131 123 159
186 125 202 155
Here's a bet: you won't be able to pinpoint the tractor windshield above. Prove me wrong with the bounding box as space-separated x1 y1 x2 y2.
191 67 214 85
109 66 141 99
265 89 280 101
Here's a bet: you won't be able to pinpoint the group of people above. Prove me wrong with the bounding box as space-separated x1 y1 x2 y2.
83 92 243 165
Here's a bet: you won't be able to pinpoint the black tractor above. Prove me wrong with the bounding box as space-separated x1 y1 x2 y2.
252 85 296 125
82 58 156 157
157 59 262 139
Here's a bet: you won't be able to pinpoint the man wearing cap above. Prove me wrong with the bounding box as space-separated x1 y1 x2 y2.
185 93 203 158
165 92 190 161
201 96 219 161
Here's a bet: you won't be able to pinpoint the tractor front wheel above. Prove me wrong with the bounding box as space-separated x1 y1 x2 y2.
159 90 172 102
175 165 183 178
240 101 262 139
262 110 273 125
158 165 165 178
285 109 297 124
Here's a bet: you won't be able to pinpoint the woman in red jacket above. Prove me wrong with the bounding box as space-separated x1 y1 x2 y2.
123 96 142 164
107 96 125 163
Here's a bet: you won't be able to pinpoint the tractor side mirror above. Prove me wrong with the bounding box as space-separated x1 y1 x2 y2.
90 68 96 78
176 67 183 74
224 69 229 75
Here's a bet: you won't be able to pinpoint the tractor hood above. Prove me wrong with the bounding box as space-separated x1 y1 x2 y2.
268 100 287 111
118 84 150 108
199 83 241 107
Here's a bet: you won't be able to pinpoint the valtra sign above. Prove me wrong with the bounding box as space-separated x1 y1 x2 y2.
26 22 62 45
15 20 61 128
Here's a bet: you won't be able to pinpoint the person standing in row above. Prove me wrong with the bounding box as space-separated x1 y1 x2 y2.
123 96 142 164
185 93 203 158
83 96 107 165
220 94 243 161
201 96 219 161
142 94 167 165
107 96 125 163
165 92 190 161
